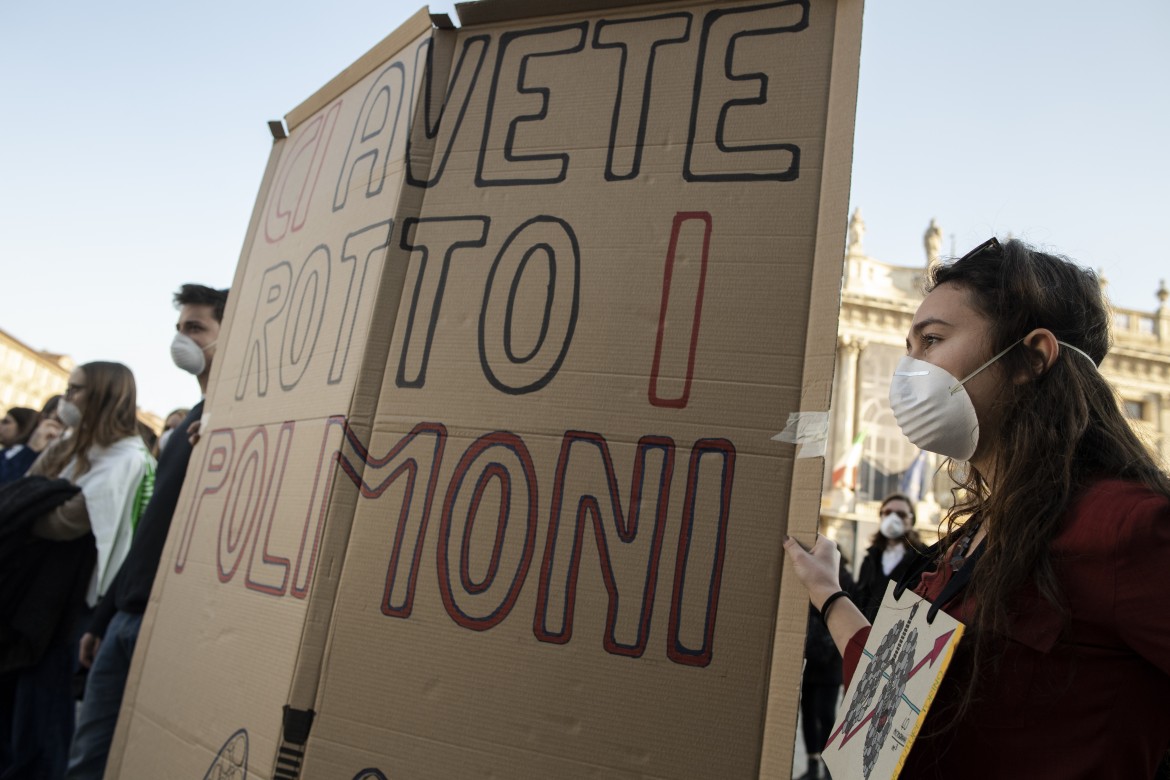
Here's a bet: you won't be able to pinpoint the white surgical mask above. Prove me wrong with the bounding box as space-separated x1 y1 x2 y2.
888 341 1021 461
879 512 907 539
171 333 214 376
57 399 82 429
889 337 1097 460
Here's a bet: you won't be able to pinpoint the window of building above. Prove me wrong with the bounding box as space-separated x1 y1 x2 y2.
856 344 919 503
1124 399 1146 420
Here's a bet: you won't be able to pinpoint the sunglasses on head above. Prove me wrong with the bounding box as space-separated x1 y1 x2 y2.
957 236 1002 263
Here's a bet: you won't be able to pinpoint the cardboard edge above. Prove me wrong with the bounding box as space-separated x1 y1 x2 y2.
285 6 434 132
455 0 675 26
104 130 290 780
758 0 865 776
272 26 460 774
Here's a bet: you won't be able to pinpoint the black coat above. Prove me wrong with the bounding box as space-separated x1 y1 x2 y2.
0 476 95 673
854 539 926 623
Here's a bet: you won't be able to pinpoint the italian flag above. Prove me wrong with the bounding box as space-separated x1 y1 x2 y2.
832 431 866 489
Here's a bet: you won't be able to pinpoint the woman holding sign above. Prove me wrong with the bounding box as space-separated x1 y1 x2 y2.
784 237 1170 778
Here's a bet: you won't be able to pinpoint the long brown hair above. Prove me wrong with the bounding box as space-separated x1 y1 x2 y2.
930 239 1170 710
39 361 140 479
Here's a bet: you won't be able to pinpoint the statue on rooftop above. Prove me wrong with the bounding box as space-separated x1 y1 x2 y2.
847 208 865 255
924 218 942 267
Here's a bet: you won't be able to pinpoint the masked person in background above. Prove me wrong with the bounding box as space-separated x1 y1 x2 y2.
798 555 855 780
1 363 154 780
784 238 1170 778
853 493 925 622
66 284 227 780
26 396 67 456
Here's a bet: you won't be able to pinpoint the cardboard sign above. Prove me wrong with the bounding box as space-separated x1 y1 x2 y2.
823 582 965 780
108 1 862 777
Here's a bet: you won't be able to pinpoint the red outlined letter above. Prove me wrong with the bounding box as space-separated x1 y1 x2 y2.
217 427 269 583
245 421 295 596
290 415 349 598
437 432 538 631
332 421 448 616
175 428 234 573
649 212 711 408
264 101 342 243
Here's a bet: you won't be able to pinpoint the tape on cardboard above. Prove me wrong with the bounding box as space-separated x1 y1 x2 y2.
771 412 828 459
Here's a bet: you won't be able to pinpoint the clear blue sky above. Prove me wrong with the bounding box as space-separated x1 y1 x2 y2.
2 0 1167 417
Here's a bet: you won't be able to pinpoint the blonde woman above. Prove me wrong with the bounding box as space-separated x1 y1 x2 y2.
1 362 154 779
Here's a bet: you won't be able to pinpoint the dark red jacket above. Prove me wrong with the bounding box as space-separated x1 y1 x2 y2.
842 480 1170 779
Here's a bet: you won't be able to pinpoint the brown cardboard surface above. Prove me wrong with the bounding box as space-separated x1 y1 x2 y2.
303 0 860 777
113 0 861 777
110 24 438 780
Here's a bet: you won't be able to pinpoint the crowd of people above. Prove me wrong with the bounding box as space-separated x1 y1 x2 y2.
4 238 1170 780
0 284 227 780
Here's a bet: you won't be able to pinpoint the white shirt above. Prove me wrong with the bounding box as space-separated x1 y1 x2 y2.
881 541 907 576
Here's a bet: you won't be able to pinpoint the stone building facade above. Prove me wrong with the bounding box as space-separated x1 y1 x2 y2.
0 327 74 414
0 327 164 433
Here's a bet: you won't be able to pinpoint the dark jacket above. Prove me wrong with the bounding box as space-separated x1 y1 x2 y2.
0 476 95 672
854 537 926 623
0 445 39 486
804 559 857 686
842 480 1170 778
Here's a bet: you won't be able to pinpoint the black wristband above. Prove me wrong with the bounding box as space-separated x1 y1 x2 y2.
818 590 850 624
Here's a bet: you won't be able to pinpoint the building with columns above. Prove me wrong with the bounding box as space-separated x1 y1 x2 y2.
821 211 1170 568
1 327 165 434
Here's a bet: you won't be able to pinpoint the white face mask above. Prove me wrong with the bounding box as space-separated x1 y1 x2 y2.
171 333 215 376
57 399 82 429
889 337 1098 461
879 512 907 539
888 341 1021 461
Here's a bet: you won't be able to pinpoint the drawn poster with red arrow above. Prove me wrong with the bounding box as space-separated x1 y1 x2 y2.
822 581 965 780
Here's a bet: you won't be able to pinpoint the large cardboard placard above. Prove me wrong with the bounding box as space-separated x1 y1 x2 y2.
110 1 861 777
106 10 438 778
